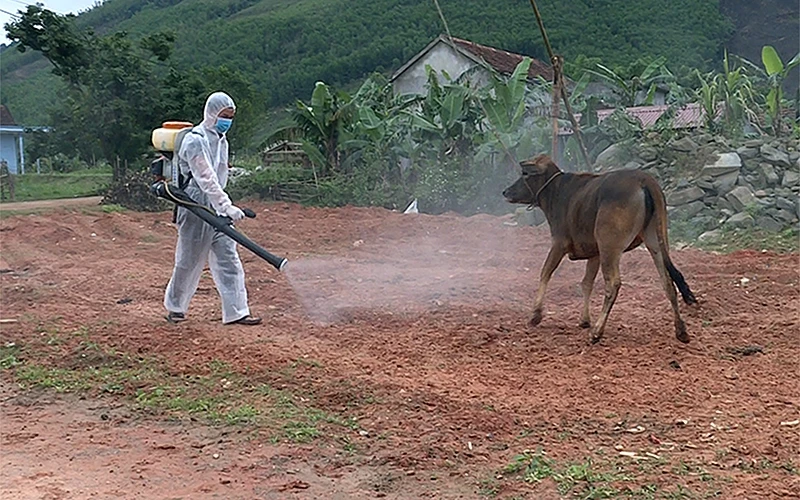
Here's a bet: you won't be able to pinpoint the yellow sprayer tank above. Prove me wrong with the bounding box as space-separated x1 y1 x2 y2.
151 121 194 152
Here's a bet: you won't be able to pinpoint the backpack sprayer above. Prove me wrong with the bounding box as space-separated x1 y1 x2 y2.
148 121 288 272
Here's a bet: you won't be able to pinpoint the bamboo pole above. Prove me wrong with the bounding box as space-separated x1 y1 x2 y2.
528 0 593 171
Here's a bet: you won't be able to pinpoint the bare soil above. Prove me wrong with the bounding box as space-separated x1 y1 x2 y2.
0 196 104 213
1 202 798 499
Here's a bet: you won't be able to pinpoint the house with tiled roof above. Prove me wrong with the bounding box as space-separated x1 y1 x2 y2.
391 34 555 96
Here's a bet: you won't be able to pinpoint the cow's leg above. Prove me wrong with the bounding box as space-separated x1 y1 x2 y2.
591 251 622 343
530 245 566 327
643 226 688 343
580 256 600 328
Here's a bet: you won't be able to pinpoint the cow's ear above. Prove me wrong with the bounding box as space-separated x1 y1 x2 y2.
535 155 557 173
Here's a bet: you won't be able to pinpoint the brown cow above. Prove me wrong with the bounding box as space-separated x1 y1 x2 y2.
502 154 697 344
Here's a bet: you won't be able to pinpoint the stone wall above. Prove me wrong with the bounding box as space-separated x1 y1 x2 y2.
515 132 799 244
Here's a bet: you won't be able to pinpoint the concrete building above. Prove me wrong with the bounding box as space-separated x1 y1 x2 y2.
0 105 25 174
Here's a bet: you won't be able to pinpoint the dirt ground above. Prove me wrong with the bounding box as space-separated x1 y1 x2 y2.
1 202 798 499
0 196 104 213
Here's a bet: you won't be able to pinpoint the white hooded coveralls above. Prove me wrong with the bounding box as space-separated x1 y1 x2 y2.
163 92 250 323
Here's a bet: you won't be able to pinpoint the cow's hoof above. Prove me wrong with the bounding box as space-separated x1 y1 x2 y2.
529 310 543 327
590 329 603 344
579 319 591 329
676 322 690 344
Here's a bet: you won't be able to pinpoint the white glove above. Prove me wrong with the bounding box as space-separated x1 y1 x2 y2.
220 205 245 221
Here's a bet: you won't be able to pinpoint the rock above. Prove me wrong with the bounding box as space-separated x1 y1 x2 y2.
756 216 784 232
737 177 755 191
745 139 764 148
724 212 755 228
667 186 705 206
782 170 800 188
639 160 659 171
736 146 759 159
717 197 734 212
694 133 713 144
726 186 756 211
697 179 714 191
712 171 740 195
741 159 759 172
595 143 628 168
672 137 698 153
623 161 642 170
756 197 775 208
773 209 797 223
790 151 800 161
759 163 780 186
760 145 791 168
698 229 723 242
515 206 546 226
713 136 730 148
701 152 742 177
676 178 690 189
698 215 717 228
776 197 797 213
671 200 705 219
638 147 658 162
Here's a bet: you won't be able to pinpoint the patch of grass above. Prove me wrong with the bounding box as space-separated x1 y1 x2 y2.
478 477 500 497
501 451 729 499
735 457 797 474
139 233 160 243
1 343 22 370
221 404 260 425
7 171 111 202
16 365 93 392
5 334 362 450
289 357 322 369
695 226 799 254
661 485 695 499
669 215 710 244
502 450 620 497
256 383 358 442
101 204 126 213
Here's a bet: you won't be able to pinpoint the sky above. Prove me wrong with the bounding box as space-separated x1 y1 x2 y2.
1 0 100 43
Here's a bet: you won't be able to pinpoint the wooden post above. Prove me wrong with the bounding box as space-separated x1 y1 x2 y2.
551 56 562 160
528 0 593 171
0 160 14 202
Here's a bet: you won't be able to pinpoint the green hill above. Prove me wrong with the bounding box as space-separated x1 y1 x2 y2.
2 0 734 127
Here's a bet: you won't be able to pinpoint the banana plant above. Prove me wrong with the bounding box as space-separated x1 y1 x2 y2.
475 58 541 166
761 45 800 136
694 50 759 137
267 81 356 175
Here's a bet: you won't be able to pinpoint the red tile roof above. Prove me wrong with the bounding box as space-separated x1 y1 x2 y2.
0 105 17 126
559 103 716 135
451 37 554 81
596 103 707 128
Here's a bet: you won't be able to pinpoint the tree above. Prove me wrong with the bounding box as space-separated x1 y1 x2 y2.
7 6 172 180
6 5 261 180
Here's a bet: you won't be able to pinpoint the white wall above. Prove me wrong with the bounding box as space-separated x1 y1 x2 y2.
0 134 19 174
393 42 491 95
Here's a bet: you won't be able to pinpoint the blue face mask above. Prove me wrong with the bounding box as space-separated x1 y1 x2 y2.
215 117 232 134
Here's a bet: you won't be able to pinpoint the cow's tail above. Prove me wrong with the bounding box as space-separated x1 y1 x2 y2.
643 182 697 305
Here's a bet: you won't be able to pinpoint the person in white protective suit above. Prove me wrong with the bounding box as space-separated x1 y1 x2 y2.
163 91 262 325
